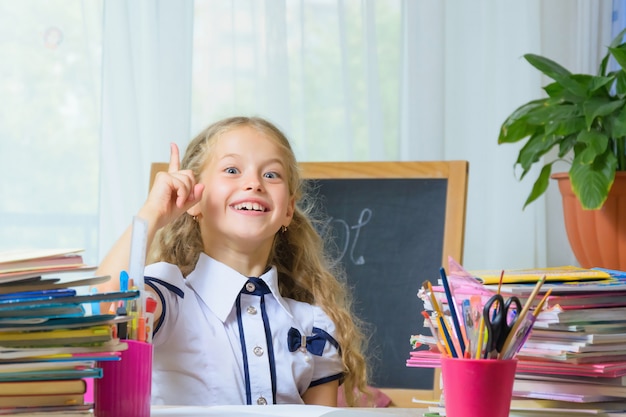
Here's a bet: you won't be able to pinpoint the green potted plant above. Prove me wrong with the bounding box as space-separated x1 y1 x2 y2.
498 28 626 269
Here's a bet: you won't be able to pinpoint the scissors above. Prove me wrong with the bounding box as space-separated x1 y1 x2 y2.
483 294 522 358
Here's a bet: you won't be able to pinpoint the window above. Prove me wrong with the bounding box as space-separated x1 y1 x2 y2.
0 2 103 265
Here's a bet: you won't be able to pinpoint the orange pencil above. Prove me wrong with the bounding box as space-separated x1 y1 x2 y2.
497 270 505 295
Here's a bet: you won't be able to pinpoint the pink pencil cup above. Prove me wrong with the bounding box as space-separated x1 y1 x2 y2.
441 357 517 417
94 340 153 417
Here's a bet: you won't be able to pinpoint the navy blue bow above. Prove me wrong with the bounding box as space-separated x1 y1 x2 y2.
287 327 328 356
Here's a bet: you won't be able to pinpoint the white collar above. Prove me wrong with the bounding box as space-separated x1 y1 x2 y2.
186 253 293 323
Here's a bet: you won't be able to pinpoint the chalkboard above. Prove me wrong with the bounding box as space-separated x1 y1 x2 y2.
300 161 468 405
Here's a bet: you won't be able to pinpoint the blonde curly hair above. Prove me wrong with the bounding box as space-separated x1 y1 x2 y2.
149 116 370 406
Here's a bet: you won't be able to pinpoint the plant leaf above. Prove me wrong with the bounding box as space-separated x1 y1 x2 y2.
527 103 578 126
524 53 571 79
616 71 626 98
570 150 617 209
582 98 625 130
609 45 626 72
498 99 546 144
610 27 626 49
543 82 586 103
588 75 614 93
576 130 609 164
523 163 553 209
525 54 587 97
547 116 585 137
558 135 576 158
517 133 559 172
613 105 626 138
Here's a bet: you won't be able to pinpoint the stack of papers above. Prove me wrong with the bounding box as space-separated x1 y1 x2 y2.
409 257 626 414
0 248 138 416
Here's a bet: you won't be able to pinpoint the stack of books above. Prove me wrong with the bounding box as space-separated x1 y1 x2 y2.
409 257 626 416
0 249 138 416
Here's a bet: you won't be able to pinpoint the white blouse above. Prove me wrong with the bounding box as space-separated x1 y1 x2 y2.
145 253 343 406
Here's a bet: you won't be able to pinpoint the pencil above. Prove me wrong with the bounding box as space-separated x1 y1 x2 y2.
499 288 553 360
439 267 466 355
532 288 552 317
497 270 504 295
439 315 458 358
475 315 485 359
423 282 452 356
498 275 546 359
422 311 448 356
426 281 462 356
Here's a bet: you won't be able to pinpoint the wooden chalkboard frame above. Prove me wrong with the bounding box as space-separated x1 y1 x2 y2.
149 160 469 407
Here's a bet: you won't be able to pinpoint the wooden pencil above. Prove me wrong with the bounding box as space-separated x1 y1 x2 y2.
498 275 546 359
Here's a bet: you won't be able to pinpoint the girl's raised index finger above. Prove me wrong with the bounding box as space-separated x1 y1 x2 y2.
168 142 181 173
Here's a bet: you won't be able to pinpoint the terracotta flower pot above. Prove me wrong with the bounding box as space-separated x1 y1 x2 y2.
552 172 626 270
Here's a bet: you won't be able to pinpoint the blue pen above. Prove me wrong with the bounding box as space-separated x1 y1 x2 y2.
440 267 466 355
120 270 129 292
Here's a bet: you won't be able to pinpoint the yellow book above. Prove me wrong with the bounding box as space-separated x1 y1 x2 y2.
0 393 83 407
0 379 86 396
0 325 111 341
470 266 612 285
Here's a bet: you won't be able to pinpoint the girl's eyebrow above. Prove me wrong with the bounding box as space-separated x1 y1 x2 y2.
218 154 285 168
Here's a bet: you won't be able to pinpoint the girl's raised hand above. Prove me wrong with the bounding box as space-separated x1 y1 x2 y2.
138 143 205 230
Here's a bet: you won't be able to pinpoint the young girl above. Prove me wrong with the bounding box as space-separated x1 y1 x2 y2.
96 116 368 407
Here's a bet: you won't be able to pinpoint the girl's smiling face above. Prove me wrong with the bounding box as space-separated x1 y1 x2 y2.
190 125 295 256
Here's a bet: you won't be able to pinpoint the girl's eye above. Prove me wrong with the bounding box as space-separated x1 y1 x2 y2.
225 167 239 174
264 172 279 179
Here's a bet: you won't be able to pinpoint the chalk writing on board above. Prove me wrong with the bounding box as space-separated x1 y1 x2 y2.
321 208 372 266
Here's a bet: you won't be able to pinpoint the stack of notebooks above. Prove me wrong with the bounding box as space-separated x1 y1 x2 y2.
0 248 138 416
409 257 626 416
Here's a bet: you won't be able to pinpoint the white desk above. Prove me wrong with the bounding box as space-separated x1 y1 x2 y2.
151 405 430 416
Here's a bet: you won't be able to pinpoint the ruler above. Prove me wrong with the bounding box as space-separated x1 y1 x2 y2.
129 216 148 316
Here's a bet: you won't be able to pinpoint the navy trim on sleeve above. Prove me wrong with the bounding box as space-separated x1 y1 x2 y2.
145 276 185 298
145 276 184 335
309 372 344 388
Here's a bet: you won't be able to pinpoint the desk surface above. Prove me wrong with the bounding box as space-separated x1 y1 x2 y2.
151 405 430 416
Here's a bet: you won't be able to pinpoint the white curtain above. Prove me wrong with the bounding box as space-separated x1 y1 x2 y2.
98 0 615 271
98 0 193 261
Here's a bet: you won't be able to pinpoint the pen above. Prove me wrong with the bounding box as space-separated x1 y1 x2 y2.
128 284 138 340
119 270 129 309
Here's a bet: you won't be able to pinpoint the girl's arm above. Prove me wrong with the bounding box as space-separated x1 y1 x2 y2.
95 143 204 314
302 380 339 407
